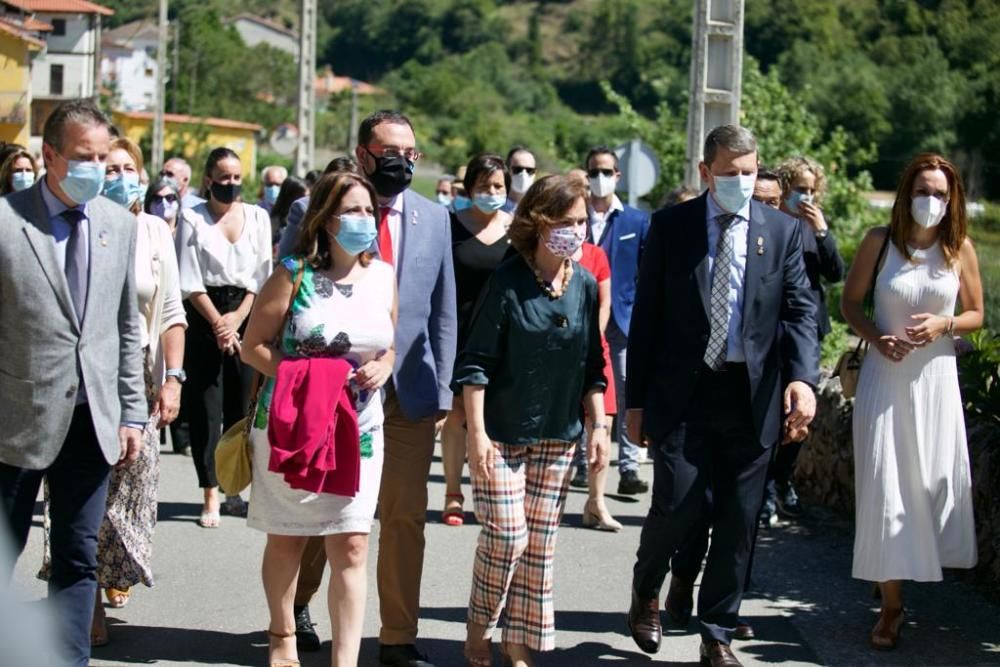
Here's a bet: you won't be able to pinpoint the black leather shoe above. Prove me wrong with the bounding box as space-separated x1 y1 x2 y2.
293 605 320 652
700 640 742 666
627 589 662 654
379 643 435 667
569 465 588 488
617 470 649 495
733 619 755 640
664 575 694 626
776 482 803 519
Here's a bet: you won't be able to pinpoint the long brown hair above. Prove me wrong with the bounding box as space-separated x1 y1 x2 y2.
294 171 378 269
508 174 587 258
890 153 967 264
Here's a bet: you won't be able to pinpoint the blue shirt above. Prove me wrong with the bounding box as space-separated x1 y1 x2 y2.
705 193 749 363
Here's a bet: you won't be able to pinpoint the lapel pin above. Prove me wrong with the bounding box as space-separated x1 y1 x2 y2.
98 230 109 247
756 235 764 255
411 210 419 225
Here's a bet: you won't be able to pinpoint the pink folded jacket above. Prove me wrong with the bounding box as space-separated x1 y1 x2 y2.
267 356 360 497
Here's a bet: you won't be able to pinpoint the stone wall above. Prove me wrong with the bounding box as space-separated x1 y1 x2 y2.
794 371 1000 598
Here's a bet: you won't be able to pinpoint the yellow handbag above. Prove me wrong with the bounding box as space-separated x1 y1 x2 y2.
215 261 304 495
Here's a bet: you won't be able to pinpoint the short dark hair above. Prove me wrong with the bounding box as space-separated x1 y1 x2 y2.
506 145 533 165
42 99 110 152
463 153 510 195
304 169 322 187
703 125 757 167
584 146 620 171
358 110 413 147
756 167 780 183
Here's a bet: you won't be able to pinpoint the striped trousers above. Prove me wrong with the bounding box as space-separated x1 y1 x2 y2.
467 440 575 651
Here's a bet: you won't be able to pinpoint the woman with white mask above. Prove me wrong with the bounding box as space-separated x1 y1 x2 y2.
144 176 182 236
841 153 984 651
504 146 537 212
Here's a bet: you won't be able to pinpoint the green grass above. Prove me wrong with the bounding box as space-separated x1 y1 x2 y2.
973 226 1000 333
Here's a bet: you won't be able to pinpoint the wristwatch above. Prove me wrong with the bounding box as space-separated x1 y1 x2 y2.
815 228 829 240
165 368 187 384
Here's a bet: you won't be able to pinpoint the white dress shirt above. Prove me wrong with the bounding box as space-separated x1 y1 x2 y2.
705 193 750 363
588 194 624 244
176 202 273 297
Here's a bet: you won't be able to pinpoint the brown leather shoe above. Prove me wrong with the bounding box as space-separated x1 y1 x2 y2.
627 589 662 654
664 574 694 626
699 641 742 667
733 619 755 640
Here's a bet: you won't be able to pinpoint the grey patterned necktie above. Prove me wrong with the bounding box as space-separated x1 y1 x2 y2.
704 213 737 370
62 208 88 322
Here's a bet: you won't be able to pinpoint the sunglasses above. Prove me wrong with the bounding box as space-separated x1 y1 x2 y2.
588 168 615 178
152 194 178 204
511 166 536 175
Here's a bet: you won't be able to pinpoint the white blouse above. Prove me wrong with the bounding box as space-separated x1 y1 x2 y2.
176 202 273 298
135 212 187 385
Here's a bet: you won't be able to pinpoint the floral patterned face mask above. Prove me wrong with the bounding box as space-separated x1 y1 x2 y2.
543 225 585 259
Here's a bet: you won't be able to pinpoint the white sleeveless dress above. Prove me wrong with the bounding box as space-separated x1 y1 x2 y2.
852 241 976 582
246 257 395 536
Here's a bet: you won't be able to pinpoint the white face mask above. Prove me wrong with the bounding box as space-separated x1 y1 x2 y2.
911 195 946 229
589 173 616 198
510 171 534 194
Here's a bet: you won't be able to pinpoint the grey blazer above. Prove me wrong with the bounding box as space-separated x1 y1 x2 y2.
0 181 147 469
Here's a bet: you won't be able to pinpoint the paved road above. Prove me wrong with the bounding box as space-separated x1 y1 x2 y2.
10 445 1000 666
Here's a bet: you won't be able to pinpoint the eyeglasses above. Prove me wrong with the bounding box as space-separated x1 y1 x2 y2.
364 145 423 162
151 194 178 203
159 170 174 178
511 166 536 176
587 168 615 178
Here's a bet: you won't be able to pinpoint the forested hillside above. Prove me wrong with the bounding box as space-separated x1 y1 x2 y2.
102 0 1000 200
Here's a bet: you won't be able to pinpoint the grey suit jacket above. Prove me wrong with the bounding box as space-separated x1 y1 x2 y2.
276 189 457 420
0 181 147 469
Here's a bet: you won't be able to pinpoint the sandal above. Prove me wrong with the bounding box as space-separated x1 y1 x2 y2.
870 607 904 650
223 495 248 517
105 586 131 608
198 510 220 528
267 629 300 667
443 493 465 526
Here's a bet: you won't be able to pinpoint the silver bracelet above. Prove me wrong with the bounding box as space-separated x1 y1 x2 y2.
591 423 608 430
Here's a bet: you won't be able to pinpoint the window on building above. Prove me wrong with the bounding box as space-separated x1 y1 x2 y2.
50 64 64 96
51 19 66 36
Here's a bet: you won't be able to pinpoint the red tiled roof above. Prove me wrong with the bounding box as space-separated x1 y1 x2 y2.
22 16 52 31
115 110 263 132
2 0 114 16
0 17 44 46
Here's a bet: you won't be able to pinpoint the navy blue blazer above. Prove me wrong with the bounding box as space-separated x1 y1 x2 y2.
277 190 457 421
625 193 819 448
589 203 650 335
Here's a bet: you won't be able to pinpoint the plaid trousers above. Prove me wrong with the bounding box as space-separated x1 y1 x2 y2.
467 439 576 651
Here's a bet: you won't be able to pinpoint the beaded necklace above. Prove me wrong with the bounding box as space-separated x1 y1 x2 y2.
529 256 573 300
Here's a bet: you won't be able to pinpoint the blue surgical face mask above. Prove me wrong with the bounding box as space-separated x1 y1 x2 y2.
59 158 106 204
711 174 756 214
473 193 507 213
783 191 814 216
436 192 453 207
334 214 377 255
102 172 143 208
264 184 281 206
452 195 471 212
11 171 34 191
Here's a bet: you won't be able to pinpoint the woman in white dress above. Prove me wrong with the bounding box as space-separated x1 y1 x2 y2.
841 153 984 650
176 148 272 526
242 171 396 667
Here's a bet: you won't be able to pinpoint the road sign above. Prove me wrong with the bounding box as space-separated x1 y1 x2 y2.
614 139 660 207
269 123 299 156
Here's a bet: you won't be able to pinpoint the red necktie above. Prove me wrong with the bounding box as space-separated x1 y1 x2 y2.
378 206 394 266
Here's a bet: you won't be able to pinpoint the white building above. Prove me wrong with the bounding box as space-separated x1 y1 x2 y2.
101 19 157 111
223 14 298 59
0 0 113 140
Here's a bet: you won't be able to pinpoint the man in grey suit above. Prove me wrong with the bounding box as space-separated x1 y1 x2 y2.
0 100 147 667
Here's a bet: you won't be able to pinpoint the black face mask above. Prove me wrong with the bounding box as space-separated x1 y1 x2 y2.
365 149 413 198
210 181 241 204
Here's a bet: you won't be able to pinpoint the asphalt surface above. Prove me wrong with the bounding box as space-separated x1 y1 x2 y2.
10 444 1000 666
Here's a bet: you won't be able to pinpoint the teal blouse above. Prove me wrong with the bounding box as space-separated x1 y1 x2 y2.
452 254 606 445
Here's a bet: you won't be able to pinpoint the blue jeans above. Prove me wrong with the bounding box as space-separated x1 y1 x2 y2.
606 318 640 474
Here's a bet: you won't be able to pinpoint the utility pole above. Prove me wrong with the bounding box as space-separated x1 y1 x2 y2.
348 79 358 153
152 0 168 174
171 16 179 114
684 0 745 189
295 0 317 177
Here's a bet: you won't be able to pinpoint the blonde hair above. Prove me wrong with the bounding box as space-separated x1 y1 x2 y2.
777 156 826 203
109 137 145 215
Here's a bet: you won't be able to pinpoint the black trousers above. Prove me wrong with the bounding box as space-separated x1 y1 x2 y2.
0 404 112 667
183 287 253 489
632 363 772 645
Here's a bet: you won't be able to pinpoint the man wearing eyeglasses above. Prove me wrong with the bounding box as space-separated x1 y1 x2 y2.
503 146 537 212
352 110 456 667
160 156 204 209
575 146 651 495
